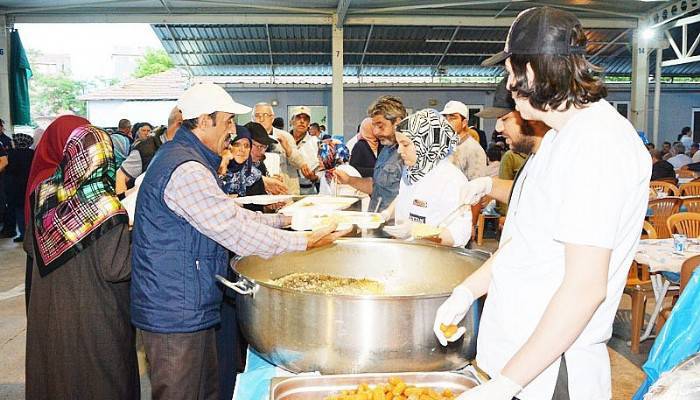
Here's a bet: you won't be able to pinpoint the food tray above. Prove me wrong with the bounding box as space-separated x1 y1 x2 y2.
279 196 359 216
232 194 294 206
269 371 478 400
291 211 384 231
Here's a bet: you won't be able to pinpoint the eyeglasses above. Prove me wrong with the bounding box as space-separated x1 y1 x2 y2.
252 143 268 150
254 113 273 119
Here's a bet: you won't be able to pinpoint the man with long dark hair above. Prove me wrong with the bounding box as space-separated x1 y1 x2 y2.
435 7 651 399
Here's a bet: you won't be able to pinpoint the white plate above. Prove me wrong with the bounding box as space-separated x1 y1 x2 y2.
291 211 384 231
232 195 294 206
279 196 359 216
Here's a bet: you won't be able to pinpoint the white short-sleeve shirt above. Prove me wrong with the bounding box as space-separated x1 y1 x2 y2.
477 100 651 399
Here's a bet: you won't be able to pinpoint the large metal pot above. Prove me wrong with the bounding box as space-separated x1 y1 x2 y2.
220 238 487 374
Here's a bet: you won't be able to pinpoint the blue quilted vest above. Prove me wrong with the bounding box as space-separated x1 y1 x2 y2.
131 127 229 333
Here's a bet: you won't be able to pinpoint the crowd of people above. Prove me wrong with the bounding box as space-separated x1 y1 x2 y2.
646 126 700 183
2 5 671 400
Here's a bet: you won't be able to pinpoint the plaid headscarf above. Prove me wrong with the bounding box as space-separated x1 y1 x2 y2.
31 125 128 276
397 109 457 185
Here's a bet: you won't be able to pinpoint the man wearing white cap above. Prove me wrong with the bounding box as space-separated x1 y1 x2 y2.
130 83 346 400
289 105 320 194
440 100 488 180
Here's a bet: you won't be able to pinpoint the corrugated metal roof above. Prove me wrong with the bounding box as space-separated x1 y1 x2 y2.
152 22 700 78
79 69 190 100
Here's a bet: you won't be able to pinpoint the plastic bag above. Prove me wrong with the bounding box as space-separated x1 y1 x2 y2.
633 268 700 399
643 353 700 399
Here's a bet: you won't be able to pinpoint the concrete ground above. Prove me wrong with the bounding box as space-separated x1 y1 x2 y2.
0 236 650 399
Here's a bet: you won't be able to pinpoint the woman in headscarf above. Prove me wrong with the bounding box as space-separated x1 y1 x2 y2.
317 139 368 204
23 115 89 309
349 117 381 178
25 125 140 400
5 133 34 242
384 109 472 247
110 130 131 168
220 126 265 208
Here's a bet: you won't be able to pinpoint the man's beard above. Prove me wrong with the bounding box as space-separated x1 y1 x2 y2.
510 135 536 154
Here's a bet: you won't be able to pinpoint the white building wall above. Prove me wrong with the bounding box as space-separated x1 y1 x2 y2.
87 99 177 128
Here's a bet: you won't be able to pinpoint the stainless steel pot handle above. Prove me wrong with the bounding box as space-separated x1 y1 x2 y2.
215 274 257 296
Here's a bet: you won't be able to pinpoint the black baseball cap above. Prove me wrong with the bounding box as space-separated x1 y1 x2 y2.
475 77 516 119
244 121 278 146
482 6 586 66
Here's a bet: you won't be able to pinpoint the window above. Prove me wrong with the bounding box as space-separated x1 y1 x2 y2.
466 105 484 131
693 108 700 142
611 101 630 119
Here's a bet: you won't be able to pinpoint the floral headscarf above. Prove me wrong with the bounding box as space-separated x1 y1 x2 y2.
318 139 350 184
397 108 457 185
222 126 262 197
12 133 33 149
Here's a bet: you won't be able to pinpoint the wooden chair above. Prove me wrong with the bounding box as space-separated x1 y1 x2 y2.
681 196 700 213
650 180 680 196
654 254 700 333
678 169 695 179
652 177 679 187
648 198 682 238
680 182 700 196
641 220 657 240
667 212 700 237
623 221 661 354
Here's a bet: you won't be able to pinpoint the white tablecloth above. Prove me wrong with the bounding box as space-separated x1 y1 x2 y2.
634 238 700 274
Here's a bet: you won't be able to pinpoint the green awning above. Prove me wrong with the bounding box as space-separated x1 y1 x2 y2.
10 30 32 126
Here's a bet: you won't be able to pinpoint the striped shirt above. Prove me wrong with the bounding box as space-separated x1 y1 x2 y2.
163 161 307 258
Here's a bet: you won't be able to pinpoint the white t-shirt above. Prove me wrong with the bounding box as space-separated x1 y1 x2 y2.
295 133 320 194
668 153 692 169
477 100 651 399
681 135 693 149
395 160 471 247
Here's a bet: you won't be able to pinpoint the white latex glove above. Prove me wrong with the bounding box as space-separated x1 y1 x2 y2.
382 221 412 239
460 177 493 205
433 285 475 346
456 375 522 400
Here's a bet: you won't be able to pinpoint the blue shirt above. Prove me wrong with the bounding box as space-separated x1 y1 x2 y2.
369 145 402 212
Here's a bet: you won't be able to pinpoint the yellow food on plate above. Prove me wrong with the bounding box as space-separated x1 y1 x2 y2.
439 324 459 338
410 224 441 238
324 377 457 400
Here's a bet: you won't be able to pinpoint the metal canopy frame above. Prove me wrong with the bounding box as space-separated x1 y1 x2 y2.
1 0 698 135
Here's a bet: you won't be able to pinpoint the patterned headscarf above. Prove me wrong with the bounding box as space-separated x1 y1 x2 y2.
31 125 127 276
222 127 263 197
397 108 457 185
12 133 33 149
318 139 351 184
110 132 131 167
25 115 90 224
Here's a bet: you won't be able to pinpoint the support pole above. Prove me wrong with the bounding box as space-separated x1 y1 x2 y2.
0 16 11 127
630 28 649 134
331 14 344 138
653 48 662 146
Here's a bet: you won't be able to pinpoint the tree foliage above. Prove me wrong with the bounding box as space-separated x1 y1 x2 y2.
133 49 174 78
27 49 87 118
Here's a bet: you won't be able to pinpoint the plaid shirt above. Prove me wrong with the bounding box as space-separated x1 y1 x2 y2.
164 161 307 258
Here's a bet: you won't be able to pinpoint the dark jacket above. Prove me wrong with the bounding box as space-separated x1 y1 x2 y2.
651 160 676 182
350 140 381 178
133 134 164 173
5 148 33 207
131 128 229 333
